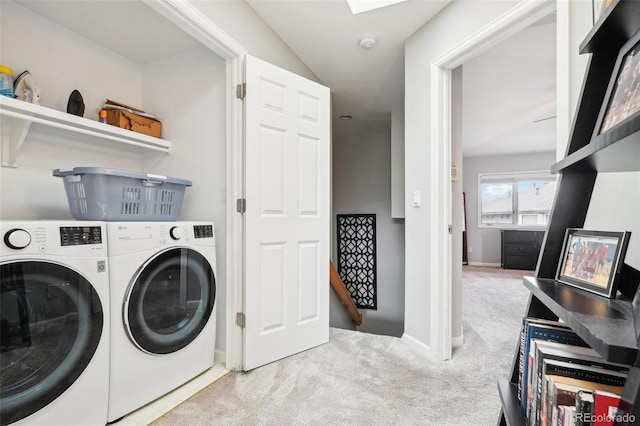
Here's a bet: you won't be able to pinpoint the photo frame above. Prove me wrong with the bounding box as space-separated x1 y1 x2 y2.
592 0 612 24
556 229 631 298
594 27 640 143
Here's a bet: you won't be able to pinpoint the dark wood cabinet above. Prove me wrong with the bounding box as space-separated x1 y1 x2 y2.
498 1 640 424
500 230 544 270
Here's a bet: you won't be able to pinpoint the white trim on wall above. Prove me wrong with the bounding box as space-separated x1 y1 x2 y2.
429 63 452 361
452 335 464 348
401 332 432 356
429 0 556 361
145 0 248 371
468 262 502 268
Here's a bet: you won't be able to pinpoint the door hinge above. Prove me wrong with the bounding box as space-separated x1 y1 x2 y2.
236 83 246 99
236 198 246 213
236 312 246 328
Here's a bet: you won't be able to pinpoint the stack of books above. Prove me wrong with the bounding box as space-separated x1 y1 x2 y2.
518 317 631 426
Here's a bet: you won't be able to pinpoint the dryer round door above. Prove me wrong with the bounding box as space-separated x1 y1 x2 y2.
124 247 215 354
0 261 104 425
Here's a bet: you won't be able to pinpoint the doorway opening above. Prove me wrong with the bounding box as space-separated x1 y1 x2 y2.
451 11 558 352
428 0 557 361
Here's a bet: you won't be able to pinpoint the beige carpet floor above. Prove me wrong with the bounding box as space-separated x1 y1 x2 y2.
152 266 531 426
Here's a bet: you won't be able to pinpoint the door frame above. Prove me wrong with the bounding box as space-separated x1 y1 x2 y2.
429 0 556 360
146 0 246 370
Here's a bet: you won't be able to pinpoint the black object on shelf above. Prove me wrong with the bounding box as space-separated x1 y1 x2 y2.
67 89 84 117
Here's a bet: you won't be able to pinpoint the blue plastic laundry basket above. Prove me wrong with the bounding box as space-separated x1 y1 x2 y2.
53 167 192 221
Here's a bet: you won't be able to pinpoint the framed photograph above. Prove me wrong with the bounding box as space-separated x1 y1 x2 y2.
592 0 612 24
595 28 640 140
556 229 631 298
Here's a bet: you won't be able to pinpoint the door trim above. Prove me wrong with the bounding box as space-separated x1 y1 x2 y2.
145 0 247 370
429 0 556 361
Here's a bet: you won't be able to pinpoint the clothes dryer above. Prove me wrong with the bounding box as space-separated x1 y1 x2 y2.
106 221 216 422
0 221 109 426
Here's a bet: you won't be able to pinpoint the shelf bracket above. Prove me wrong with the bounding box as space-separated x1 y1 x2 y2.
1 114 32 168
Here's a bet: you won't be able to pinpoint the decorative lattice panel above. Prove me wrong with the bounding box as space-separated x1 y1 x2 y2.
336 214 377 310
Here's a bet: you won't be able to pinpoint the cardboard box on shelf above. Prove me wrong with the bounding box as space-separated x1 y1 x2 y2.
104 109 162 138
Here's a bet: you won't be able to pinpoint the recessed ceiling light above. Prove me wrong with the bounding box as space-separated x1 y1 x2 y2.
339 115 353 120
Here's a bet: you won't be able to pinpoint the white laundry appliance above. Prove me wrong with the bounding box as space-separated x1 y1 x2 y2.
0 221 110 426
106 221 217 422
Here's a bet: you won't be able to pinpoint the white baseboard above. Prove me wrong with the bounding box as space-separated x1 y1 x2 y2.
468 262 501 268
214 349 226 365
452 334 464 348
401 332 432 357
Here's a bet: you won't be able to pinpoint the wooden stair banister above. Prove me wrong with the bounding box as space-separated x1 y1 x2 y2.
329 261 363 326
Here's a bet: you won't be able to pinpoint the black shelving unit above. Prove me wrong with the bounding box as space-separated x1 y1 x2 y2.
497 1 640 424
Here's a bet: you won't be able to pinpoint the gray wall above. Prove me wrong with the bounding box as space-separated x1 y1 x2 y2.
190 0 319 83
404 0 519 348
462 152 556 266
332 130 405 337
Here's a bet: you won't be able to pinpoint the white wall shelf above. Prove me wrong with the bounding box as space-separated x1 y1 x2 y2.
0 96 172 168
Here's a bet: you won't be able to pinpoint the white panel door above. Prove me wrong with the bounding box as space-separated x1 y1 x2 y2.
244 55 330 371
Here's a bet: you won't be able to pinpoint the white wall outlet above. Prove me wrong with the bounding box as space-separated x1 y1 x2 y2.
413 190 421 207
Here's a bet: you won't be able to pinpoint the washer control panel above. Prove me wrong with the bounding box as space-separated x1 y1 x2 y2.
60 226 103 246
193 224 213 239
169 226 184 240
4 229 32 250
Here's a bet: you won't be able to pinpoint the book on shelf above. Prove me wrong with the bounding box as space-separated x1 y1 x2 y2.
548 379 581 426
557 405 576 426
541 359 627 426
575 390 593 426
592 390 623 426
527 340 595 422
544 374 624 426
527 340 629 426
519 317 589 415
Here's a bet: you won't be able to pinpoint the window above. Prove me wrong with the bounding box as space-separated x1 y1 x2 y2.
478 171 557 228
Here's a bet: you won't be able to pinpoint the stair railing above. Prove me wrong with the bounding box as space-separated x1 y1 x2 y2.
329 261 362 326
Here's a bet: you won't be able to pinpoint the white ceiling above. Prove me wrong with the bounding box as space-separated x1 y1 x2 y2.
18 0 557 157
247 0 451 139
462 15 557 157
248 0 557 156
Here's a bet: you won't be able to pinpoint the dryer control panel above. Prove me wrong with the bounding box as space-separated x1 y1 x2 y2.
60 226 103 246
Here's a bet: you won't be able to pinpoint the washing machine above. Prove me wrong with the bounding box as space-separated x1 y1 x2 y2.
0 221 109 426
106 221 217 422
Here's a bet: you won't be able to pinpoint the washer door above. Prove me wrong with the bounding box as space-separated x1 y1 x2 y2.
125 248 215 354
0 261 103 425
